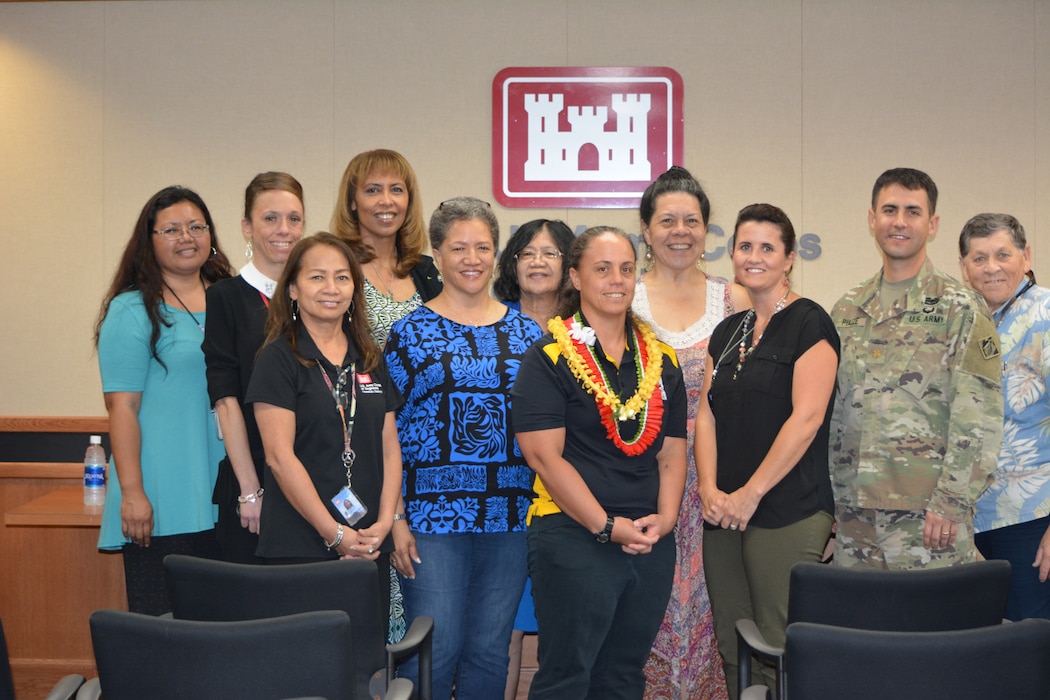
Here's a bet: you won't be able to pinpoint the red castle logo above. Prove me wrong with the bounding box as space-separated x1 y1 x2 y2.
493 67 683 209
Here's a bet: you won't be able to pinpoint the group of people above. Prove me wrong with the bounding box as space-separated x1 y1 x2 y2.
92 157 1048 700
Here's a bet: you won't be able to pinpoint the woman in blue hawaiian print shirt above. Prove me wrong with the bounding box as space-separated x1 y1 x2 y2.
384 197 543 700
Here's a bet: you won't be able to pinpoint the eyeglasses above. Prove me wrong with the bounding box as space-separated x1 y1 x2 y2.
153 224 210 240
515 249 563 262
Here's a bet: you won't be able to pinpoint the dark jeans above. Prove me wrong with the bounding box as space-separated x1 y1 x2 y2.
976 515 1050 621
527 512 675 700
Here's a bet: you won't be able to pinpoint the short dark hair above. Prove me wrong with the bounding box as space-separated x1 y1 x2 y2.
639 166 711 226
493 219 575 302
733 203 796 255
958 212 1027 257
871 167 938 215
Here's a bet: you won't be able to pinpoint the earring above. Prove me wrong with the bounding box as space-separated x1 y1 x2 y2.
347 300 355 319
696 251 707 272
291 299 299 321
245 240 254 260
211 246 218 258
643 243 654 271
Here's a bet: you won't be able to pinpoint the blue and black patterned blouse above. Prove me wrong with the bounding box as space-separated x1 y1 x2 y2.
385 305 543 534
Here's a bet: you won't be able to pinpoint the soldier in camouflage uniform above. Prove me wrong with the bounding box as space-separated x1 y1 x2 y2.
829 168 1003 569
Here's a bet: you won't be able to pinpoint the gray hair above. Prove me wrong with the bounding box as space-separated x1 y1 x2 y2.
429 197 499 250
958 212 1027 257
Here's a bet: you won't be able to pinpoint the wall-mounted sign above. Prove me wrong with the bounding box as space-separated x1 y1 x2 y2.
493 67 684 209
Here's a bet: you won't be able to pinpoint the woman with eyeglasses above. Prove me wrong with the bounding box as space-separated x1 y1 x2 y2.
203 172 305 563
384 198 543 700
246 235 403 615
94 185 233 615
492 218 575 700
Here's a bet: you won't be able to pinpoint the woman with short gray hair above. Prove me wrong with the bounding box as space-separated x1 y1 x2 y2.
385 197 543 699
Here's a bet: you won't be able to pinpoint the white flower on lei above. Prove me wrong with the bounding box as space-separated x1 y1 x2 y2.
568 318 597 346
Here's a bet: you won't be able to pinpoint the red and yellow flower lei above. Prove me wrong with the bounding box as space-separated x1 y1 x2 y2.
549 313 664 456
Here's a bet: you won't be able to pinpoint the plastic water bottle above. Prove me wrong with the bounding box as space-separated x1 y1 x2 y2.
83 435 106 506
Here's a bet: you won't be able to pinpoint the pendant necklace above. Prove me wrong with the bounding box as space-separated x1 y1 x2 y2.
730 288 790 380
370 261 396 300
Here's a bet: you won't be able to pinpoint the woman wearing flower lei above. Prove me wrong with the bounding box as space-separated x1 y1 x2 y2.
511 226 688 699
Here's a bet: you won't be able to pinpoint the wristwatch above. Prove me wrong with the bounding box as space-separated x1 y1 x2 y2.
595 516 615 544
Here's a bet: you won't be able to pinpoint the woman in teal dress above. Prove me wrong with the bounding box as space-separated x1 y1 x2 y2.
95 185 233 615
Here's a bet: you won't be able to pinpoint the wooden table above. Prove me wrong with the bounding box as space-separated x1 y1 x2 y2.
4 486 103 527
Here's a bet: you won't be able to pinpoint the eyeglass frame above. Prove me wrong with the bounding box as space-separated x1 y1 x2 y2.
514 249 563 263
153 223 211 240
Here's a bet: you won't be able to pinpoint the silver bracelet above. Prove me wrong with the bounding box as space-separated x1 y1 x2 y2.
324 524 344 551
237 487 264 504
393 513 407 521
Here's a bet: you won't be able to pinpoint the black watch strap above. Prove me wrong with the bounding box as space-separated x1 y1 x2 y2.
596 516 614 543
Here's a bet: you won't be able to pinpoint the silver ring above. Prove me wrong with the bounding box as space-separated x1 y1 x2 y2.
730 524 738 531
941 531 950 536
368 545 374 554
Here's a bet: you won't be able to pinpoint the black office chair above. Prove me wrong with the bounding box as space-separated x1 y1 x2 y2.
742 618 1050 700
0 615 83 700
736 559 1012 699
163 555 431 700
84 609 355 700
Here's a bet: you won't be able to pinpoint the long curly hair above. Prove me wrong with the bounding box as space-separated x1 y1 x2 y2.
94 186 233 368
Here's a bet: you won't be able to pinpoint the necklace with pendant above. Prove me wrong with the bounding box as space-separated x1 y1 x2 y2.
370 261 396 300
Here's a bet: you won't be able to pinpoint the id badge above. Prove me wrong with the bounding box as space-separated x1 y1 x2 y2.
331 486 367 526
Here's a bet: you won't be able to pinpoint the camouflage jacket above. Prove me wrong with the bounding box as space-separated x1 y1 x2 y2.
829 259 1003 521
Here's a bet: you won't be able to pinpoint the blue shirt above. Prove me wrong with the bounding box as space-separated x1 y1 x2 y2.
96 292 222 548
385 305 542 534
975 280 1050 532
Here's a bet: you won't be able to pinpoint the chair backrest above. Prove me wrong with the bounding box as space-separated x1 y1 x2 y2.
787 559 1010 631
164 555 384 700
785 618 1050 699
89 609 353 700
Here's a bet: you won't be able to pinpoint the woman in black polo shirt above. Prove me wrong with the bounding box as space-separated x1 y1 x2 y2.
246 233 403 615
511 226 688 700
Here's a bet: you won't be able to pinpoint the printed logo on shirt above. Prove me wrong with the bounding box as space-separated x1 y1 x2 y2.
903 312 944 325
356 373 384 394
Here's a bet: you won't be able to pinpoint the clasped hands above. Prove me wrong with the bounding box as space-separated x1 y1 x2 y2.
702 486 761 532
334 524 384 561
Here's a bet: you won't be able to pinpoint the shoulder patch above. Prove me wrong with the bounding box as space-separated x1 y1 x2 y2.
979 336 1000 360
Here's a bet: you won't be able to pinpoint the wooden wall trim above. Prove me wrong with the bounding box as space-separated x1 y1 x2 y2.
0 416 109 433
0 463 83 479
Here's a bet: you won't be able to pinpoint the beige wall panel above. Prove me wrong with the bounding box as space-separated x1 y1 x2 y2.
800 0 1038 309
0 4 106 415
1036 0 1050 278
0 0 1045 414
